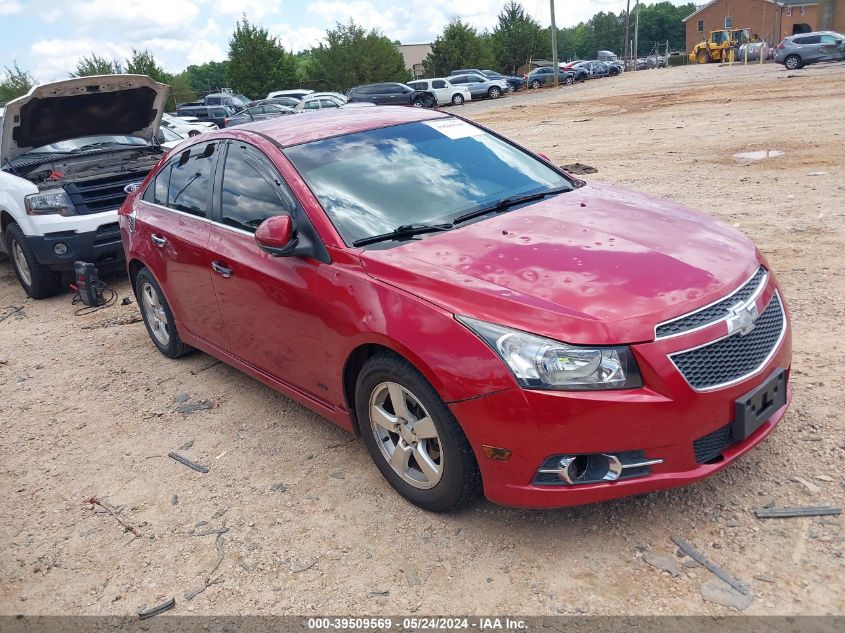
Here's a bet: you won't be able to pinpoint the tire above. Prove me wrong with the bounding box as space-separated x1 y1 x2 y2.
356 352 482 512
488 86 502 99
411 98 425 108
134 267 193 358
4 223 61 299
697 50 710 64
451 93 464 106
564 75 574 85
530 79 541 89
188 130 200 137
785 54 802 70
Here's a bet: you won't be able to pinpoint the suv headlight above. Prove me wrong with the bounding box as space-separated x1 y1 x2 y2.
25 189 76 216
457 316 642 391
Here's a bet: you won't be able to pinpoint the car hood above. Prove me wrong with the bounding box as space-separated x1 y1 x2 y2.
1 75 169 162
360 181 760 344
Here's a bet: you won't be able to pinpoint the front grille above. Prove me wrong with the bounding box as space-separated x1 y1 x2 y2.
693 422 734 464
670 292 785 390
656 267 767 338
64 171 149 215
93 222 121 246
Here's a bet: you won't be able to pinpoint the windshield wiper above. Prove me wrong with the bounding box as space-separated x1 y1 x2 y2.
451 186 570 225
352 223 453 247
70 142 143 153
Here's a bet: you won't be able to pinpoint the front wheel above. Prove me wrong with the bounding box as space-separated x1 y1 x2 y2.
356 353 481 512
784 54 802 70
4 223 61 299
530 79 541 89
135 267 193 358
451 93 464 105
697 50 710 64
564 75 574 85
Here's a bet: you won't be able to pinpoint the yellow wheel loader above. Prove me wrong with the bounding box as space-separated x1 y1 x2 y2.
690 28 753 63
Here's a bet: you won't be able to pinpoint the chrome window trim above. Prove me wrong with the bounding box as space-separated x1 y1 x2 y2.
654 266 768 340
141 200 254 238
668 291 786 393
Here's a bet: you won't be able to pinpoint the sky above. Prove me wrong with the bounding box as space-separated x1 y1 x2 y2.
0 0 692 82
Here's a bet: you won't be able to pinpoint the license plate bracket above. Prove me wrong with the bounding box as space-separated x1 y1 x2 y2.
733 368 787 441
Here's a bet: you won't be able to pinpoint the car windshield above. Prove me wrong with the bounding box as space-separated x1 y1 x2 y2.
284 119 572 246
15 135 149 158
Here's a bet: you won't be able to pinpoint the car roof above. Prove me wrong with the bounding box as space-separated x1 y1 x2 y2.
204 105 449 148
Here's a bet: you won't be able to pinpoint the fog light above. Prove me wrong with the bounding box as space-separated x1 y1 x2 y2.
53 242 68 256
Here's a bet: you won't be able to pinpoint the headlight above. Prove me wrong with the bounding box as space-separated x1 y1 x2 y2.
24 189 76 216
457 316 642 391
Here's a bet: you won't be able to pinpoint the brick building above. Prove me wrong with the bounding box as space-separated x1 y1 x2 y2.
683 0 824 51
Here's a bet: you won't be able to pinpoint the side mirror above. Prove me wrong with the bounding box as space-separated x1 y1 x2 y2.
255 215 298 257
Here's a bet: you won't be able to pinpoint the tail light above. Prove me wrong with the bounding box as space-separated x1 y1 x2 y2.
223 118 230 126
777 43 785 49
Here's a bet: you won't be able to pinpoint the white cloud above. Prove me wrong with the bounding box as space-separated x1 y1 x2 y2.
270 24 326 52
216 0 286 20
30 38 132 81
0 0 22 15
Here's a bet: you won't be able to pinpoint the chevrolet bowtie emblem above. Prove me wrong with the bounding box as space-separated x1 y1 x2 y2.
726 302 759 336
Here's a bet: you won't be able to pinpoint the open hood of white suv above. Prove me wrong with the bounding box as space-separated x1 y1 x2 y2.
1 74 169 162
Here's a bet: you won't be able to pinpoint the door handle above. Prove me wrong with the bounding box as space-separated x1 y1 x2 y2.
151 234 167 247
211 261 233 278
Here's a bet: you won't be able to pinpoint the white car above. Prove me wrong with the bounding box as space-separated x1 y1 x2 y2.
267 89 313 100
160 112 216 138
407 78 472 106
0 75 168 298
294 95 345 112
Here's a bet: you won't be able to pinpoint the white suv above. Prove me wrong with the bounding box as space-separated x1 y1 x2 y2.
407 78 472 106
0 75 168 298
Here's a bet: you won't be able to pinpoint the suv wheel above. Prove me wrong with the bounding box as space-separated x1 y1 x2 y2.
356 353 481 512
530 79 541 89
4 223 61 299
451 93 464 106
564 75 575 85
784 54 802 70
135 267 193 358
488 86 502 99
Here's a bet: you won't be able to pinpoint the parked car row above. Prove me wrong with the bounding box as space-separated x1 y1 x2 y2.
523 58 623 89
0 74 793 516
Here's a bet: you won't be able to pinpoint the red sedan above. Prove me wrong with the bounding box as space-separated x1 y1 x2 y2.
119 107 791 512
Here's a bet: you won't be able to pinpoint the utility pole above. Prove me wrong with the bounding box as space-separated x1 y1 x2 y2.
550 0 559 86
624 0 632 63
633 0 640 70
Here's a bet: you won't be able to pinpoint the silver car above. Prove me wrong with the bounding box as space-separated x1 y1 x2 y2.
447 73 508 100
775 31 845 69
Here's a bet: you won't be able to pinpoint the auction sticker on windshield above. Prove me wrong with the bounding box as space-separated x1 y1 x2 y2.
423 118 485 139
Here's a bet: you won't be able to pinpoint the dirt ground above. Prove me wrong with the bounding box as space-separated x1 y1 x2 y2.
0 62 843 617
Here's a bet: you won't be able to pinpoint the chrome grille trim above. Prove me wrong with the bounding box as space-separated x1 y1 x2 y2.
654 266 768 340
669 291 786 392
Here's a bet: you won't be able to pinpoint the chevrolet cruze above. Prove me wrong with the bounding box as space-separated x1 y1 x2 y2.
119 107 792 512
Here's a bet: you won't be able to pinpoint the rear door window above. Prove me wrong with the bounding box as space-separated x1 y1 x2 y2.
794 36 821 45
432 80 447 89
164 142 218 218
219 143 294 233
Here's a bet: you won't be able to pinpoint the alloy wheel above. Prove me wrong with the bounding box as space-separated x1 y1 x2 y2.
11 239 32 287
369 381 443 489
141 281 171 347
785 56 800 70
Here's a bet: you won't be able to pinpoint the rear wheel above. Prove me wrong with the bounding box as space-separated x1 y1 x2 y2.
564 75 575 85
451 93 464 105
135 267 193 358
356 353 481 512
488 86 502 99
4 223 61 299
530 79 541 89
784 54 802 70
697 50 710 64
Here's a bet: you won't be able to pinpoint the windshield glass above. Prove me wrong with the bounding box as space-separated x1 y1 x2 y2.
16 135 148 157
284 119 571 246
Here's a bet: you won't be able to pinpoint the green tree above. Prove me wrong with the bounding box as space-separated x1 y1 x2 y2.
423 19 495 77
0 62 36 103
227 15 297 98
70 53 123 77
165 71 197 109
125 48 168 83
311 20 408 91
185 61 230 93
635 2 696 53
492 1 542 74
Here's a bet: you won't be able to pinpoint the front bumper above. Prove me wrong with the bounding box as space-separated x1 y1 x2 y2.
449 281 792 509
28 221 125 271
